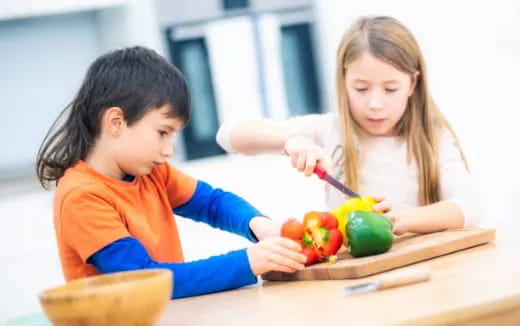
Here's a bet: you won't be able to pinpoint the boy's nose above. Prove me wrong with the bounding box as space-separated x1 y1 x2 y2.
162 144 174 158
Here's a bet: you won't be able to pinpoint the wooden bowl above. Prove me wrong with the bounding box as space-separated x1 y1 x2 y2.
39 269 173 326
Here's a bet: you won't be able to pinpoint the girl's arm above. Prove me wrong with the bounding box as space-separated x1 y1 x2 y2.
389 201 464 235
436 131 483 228
216 119 290 154
216 113 338 154
216 114 337 175
390 131 482 234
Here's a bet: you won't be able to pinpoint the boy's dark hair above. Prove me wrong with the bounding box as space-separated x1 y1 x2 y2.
36 46 190 189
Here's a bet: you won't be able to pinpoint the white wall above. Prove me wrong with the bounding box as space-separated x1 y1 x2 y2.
0 0 165 172
0 12 100 171
313 0 520 227
154 0 312 26
97 0 164 55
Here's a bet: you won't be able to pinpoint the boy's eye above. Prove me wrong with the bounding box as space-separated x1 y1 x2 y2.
159 130 168 137
355 88 368 92
385 88 398 93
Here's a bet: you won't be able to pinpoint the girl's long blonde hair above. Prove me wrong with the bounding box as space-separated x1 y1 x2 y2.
336 16 467 205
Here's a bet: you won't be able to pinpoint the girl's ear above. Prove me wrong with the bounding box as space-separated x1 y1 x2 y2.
103 107 125 136
408 71 420 96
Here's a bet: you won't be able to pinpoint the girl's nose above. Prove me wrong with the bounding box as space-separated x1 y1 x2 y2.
368 92 383 110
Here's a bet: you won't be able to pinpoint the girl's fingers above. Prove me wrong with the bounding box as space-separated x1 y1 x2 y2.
290 153 299 170
392 225 405 235
296 154 307 172
373 201 392 213
385 212 397 222
318 155 333 174
304 153 316 176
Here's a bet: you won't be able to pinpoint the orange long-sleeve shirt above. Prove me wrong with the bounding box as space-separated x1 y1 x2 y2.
53 160 196 281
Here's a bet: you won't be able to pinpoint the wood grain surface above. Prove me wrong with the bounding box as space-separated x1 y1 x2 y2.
262 228 495 281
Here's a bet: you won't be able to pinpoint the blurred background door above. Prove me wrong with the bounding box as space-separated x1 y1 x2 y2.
166 34 223 160
163 0 322 160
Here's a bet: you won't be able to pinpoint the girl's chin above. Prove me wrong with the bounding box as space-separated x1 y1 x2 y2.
363 126 395 137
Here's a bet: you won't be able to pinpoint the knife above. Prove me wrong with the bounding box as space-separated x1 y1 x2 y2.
343 267 431 296
313 165 360 198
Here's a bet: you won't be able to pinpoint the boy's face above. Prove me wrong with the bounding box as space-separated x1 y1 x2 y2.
116 105 183 177
345 52 417 137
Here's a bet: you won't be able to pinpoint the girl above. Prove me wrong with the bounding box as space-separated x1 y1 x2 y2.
217 16 481 235
36 46 306 299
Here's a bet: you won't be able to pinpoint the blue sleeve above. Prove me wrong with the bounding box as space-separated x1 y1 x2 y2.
173 180 266 242
87 237 257 299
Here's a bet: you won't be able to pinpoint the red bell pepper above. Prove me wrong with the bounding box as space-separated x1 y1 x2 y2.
280 211 343 266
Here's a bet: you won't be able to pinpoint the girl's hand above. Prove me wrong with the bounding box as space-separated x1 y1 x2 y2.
385 212 407 235
284 135 332 177
371 196 404 234
249 216 282 240
247 237 307 275
372 196 392 214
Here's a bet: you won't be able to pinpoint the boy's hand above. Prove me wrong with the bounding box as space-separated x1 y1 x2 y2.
249 216 282 240
284 135 332 177
247 237 307 275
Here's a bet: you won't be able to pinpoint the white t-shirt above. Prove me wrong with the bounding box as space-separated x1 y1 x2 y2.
217 113 482 228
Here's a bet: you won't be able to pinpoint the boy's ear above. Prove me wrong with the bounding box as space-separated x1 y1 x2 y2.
408 71 420 96
103 107 126 136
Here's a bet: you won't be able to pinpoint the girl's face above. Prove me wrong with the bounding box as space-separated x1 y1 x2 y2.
345 52 417 137
116 105 183 177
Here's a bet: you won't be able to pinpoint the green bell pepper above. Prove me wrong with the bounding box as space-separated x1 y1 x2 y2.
347 211 394 257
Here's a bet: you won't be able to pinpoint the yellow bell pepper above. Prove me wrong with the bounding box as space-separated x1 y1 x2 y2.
330 196 376 246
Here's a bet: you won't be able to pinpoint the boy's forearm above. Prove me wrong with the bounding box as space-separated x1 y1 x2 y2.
173 181 262 242
88 238 257 299
229 119 288 154
249 216 281 240
397 201 465 233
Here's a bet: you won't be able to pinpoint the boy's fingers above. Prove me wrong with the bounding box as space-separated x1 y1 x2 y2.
277 237 303 251
271 238 307 263
268 262 297 273
268 252 305 270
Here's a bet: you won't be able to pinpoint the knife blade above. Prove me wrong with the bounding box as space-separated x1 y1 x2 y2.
343 267 431 296
313 165 360 198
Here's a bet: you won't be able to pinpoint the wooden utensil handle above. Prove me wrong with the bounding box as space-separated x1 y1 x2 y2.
378 267 431 290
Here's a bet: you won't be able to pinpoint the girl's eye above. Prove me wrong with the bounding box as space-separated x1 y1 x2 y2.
385 88 398 93
355 88 368 92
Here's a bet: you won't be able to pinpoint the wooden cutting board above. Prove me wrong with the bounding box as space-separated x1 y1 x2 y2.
262 228 495 281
